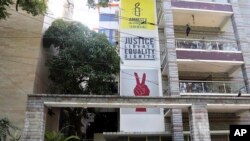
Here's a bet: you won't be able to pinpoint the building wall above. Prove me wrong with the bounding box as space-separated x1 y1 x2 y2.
165 112 250 141
0 0 73 129
160 1 250 140
33 0 73 94
238 0 250 76
98 5 119 44
238 0 250 39
45 108 60 132
2 0 250 139
0 7 44 128
34 0 74 133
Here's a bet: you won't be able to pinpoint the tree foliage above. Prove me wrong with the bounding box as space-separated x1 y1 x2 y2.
45 130 80 141
0 0 110 20
0 0 47 20
16 0 47 16
87 0 109 9
0 117 20 141
0 0 14 19
43 19 120 95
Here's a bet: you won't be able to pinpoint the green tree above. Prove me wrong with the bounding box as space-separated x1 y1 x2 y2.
45 130 80 141
43 19 119 140
43 19 120 95
0 0 47 20
87 0 109 9
0 117 20 141
0 0 109 20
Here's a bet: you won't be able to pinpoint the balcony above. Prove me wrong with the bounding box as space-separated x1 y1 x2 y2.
171 0 232 11
182 0 229 3
179 80 246 95
161 38 244 75
158 0 233 29
176 38 238 51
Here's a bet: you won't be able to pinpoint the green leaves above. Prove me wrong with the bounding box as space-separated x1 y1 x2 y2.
0 0 47 20
43 19 120 95
17 0 47 16
87 0 109 9
0 0 14 20
9 130 21 141
0 117 20 141
44 130 80 141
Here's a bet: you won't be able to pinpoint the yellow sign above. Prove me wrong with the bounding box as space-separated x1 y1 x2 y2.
121 0 156 30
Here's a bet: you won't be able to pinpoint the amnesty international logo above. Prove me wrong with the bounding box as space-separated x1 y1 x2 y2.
134 2 141 17
121 0 156 30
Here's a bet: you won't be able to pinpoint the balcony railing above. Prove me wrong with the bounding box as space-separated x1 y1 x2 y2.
183 0 229 3
179 80 246 94
175 38 239 51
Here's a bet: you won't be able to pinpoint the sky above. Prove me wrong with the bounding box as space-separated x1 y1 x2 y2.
73 0 99 29
47 0 99 30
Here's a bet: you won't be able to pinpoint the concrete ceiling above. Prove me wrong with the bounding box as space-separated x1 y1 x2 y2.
172 8 232 28
158 7 233 29
162 60 243 77
0 6 44 35
177 60 243 74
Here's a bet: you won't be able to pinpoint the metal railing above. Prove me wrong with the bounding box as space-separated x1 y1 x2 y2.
179 80 246 94
183 0 229 3
175 38 239 51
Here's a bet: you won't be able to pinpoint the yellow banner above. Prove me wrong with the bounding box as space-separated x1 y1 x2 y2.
121 0 156 30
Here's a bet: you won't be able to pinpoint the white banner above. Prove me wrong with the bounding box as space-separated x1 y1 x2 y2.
122 37 156 60
120 69 160 114
119 0 164 132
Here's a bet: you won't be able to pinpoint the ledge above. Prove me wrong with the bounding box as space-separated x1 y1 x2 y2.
27 94 250 109
171 0 233 12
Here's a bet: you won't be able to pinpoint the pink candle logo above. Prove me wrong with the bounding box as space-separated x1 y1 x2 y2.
134 72 150 112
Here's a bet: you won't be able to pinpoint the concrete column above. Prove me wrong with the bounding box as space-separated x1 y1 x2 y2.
188 104 211 141
21 97 46 141
230 0 250 93
163 0 184 141
162 1 180 97
171 109 185 141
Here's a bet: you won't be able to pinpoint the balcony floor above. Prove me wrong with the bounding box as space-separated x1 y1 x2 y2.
177 59 243 73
